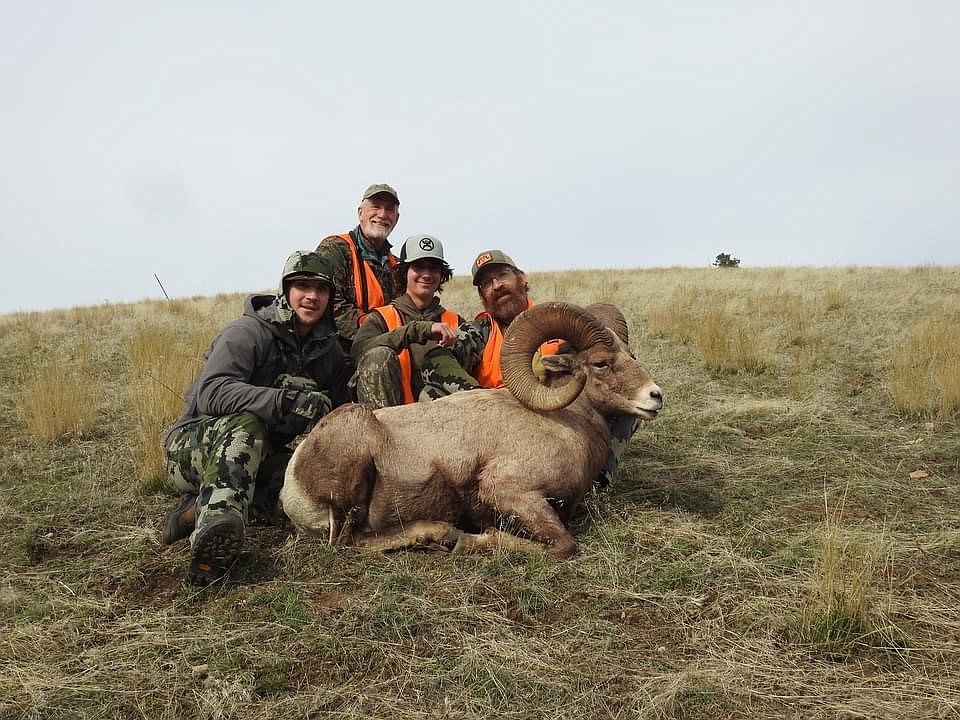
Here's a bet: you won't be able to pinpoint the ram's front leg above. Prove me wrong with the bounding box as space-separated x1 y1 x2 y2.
488 490 578 559
452 528 549 555
352 521 463 552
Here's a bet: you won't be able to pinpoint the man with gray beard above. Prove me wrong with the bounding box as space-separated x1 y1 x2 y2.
316 183 402 353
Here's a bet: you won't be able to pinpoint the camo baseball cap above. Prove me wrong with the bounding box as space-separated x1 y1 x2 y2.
471 249 518 285
399 234 449 268
281 251 335 290
361 183 400 203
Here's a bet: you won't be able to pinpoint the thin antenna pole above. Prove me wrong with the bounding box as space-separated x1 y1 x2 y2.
154 273 170 301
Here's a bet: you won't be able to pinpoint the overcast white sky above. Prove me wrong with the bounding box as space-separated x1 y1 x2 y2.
2 2 958 314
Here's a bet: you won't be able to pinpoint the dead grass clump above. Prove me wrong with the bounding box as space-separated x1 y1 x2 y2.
695 306 770 374
798 490 901 660
2 312 45 358
822 285 848 314
890 315 960 418
647 283 701 344
15 336 98 442
18 358 99 443
127 323 210 484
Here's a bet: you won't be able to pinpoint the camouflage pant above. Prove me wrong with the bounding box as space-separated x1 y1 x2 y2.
420 348 480 400
354 346 405 409
165 411 269 544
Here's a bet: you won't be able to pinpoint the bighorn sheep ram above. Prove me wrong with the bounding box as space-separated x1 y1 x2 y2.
280 302 663 558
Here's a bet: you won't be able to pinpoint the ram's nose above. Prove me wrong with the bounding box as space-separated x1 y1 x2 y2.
648 385 664 410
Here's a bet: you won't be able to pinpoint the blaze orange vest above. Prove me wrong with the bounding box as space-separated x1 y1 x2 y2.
373 304 460 404
338 233 398 317
473 299 560 389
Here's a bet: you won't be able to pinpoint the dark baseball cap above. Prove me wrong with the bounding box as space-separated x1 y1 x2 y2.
471 249 518 285
361 183 400 203
281 251 335 290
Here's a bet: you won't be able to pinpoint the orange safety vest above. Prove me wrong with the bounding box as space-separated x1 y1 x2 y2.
473 299 560 389
338 233 399 316
372 304 460 404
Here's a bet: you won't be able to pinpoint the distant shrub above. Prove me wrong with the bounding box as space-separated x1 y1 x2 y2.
712 253 741 268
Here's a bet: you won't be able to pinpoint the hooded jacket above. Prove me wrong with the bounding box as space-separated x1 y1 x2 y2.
164 286 351 447
351 293 464 399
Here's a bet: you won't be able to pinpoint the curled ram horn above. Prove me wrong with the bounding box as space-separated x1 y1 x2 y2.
501 302 612 412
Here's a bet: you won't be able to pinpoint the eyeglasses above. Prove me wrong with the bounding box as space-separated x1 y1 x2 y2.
477 268 514 292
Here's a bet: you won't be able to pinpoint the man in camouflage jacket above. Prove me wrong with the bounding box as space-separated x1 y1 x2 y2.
161 251 350 585
316 183 401 352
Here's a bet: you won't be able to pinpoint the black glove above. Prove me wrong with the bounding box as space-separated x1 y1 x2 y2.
275 389 332 436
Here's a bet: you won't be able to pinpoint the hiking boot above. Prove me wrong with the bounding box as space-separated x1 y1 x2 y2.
188 513 245 586
162 494 197 545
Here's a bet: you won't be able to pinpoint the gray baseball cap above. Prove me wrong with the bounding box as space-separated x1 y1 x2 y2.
399 234 449 267
471 249 518 285
361 183 400 203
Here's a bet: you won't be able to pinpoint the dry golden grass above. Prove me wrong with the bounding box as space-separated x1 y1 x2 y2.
127 314 219 484
15 336 99 443
1 265 959 719
17 359 100 442
799 487 898 659
890 315 960 418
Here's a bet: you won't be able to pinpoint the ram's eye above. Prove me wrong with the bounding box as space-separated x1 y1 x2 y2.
592 361 610 370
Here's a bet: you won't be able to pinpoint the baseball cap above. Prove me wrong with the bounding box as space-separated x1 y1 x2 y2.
399 234 449 267
471 249 518 285
281 251 335 290
361 183 400 204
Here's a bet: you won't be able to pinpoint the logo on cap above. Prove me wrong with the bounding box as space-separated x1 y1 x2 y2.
419 237 435 252
475 252 493 268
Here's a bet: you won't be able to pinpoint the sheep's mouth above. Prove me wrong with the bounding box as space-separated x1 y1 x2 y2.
635 408 659 420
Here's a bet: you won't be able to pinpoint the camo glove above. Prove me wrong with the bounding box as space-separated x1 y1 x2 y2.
275 389 332 436
276 374 319 393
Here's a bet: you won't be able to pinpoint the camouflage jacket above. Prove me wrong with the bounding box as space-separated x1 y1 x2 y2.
164 294 351 447
447 312 495 378
352 293 464 375
316 227 398 350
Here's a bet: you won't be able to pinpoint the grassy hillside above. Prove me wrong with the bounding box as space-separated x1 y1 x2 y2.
1 265 959 719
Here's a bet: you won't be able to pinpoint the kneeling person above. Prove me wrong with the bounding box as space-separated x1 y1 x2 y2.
161 251 350 585
352 234 464 409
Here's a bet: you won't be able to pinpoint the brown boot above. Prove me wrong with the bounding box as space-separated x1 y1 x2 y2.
162 494 197 545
